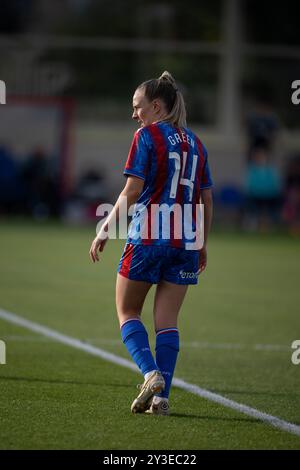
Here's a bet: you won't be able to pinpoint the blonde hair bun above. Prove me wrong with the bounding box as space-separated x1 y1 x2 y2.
158 71 177 88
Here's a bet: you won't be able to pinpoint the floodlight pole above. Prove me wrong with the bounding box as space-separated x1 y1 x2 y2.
218 0 243 137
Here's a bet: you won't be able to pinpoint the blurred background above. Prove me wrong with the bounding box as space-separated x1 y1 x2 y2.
0 0 300 234
0 2 300 450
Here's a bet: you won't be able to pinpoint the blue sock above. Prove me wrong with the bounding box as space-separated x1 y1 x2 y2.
155 328 179 399
121 319 157 376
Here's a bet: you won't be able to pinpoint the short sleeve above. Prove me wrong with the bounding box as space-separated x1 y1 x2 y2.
124 129 150 181
200 146 213 189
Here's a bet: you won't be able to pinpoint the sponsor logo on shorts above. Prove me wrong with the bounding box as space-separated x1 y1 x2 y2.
179 270 200 279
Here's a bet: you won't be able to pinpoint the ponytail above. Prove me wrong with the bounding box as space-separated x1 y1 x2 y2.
137 71 187 128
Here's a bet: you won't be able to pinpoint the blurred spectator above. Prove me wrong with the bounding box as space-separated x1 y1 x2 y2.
21 147 60 218
75 169 109 204
0 144 21 214
0 0 33 33
282 154 300 236
213 184 245 229
63 168 109 224
243 145 282 232
246 90 280 162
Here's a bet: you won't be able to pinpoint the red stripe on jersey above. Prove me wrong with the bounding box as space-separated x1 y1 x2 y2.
171 127 189 248
193 137 205 232
192 136 205 241
119 243 134 277
195 136 208 188
125 132 139 172
194 138 203 201
144 124 169 245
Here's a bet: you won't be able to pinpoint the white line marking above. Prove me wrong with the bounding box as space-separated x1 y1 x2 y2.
0 309 137 372
1 335 53 342
0 308 299 438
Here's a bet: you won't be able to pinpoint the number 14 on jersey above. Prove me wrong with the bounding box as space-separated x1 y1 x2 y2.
169 152 198 202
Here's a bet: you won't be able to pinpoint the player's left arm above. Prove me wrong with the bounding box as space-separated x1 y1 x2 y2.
89 176 144 262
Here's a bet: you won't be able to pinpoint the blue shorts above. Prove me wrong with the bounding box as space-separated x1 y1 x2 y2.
117 243 200 285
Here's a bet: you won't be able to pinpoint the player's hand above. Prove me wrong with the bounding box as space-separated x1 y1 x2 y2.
198 246 207 274
89 236 108 263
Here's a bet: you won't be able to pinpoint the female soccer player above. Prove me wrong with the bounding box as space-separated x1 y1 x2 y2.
90 71 213 415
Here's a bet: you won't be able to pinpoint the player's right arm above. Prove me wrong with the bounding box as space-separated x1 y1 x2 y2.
90 129 149 263
89 176 144 263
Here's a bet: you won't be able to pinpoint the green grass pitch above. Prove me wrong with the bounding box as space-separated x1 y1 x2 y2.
0 220 299 449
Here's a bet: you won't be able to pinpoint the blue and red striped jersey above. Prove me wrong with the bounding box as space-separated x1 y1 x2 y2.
124 121 213 249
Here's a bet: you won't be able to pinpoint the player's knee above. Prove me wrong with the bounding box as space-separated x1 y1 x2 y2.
118 312 141 327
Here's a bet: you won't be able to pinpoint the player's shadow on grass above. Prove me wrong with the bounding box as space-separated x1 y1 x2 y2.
0 376 133 389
